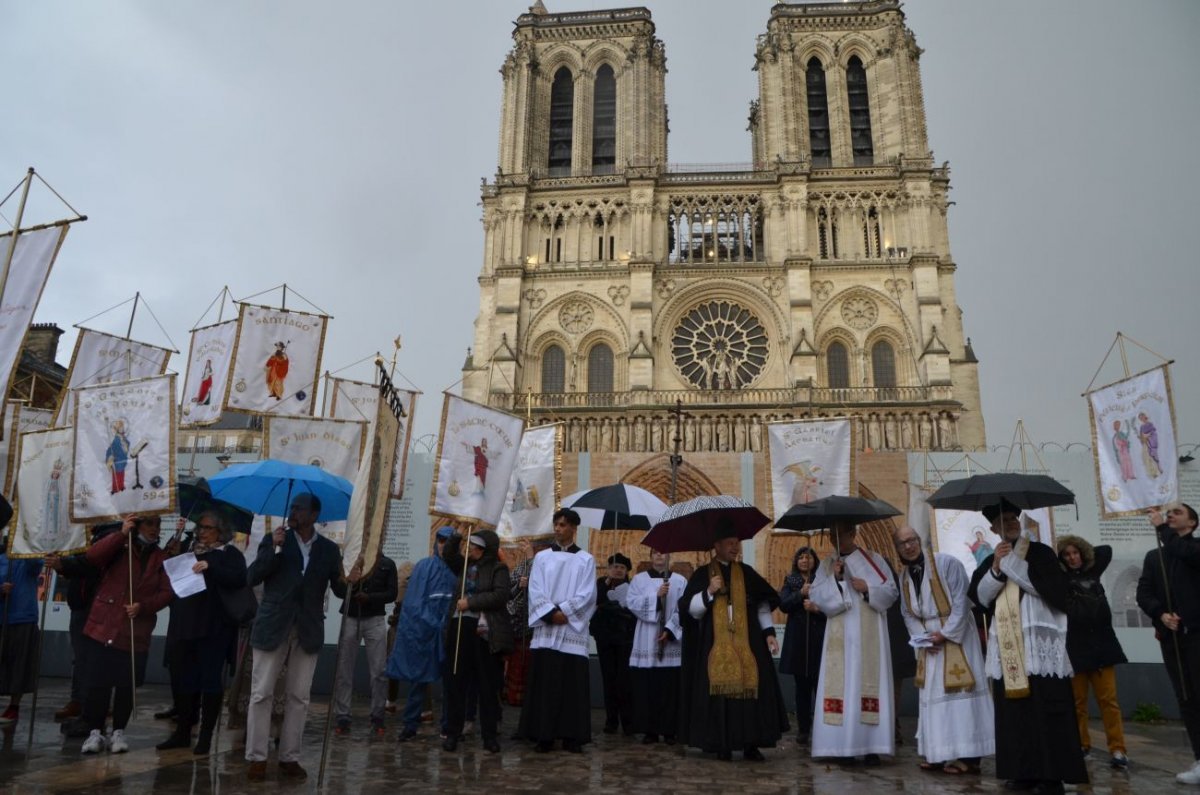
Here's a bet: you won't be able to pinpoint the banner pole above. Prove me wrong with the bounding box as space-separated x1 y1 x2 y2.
452 524 475 675
25 567 54 754
0 168 33 303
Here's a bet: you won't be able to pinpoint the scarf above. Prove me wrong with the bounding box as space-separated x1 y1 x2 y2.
821 549 886 725
706 560 758 699
995 536 1031 699
900 551 975 694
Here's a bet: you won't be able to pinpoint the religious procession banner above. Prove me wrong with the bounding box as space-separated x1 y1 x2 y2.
429 393 524 530
54 329 173 426
0 225 70 407
70 374 176 523
0 403 53 494
1087 365 1178 517
496 423 561 542
765 417 855 523
931 504 1054 576
179 319 237 427
343 367 405 576
326 375 419 498
10 426 86 557
265 415 365 547
223 304 327 418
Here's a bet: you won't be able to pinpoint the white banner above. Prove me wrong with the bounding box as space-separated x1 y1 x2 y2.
429 394 524 530
327 376 418 498
344 391 400 573
907 481 933 545
0 226 69 403
932 505 1054 578
265 415 364 547
0 403 53 494
180 320 237 427
56 329 172 425
70 374 176 522
497 424 561 542
765 417 854 521
224 304 327 418
12 426 86 557
1088 366 1178 517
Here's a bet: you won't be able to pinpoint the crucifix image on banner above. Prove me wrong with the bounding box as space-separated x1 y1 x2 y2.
223 303 328 418
0 402 53 494
54 329 172 426
429 394 524 530
0 225 70 404
70 374 176 523
765 417 855 523
180 319 237 426
496 423 561 542
11 426 87 557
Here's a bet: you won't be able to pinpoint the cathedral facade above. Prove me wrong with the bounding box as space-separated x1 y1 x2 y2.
463 1 985 457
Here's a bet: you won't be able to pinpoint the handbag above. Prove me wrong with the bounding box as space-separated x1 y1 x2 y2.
217 583 258 626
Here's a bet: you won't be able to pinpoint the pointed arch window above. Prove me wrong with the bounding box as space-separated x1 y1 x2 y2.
548 67 574 176
806 58 831 167
592 64 616 174
846 56 874 165
541 344 565 393
871 340 897 389
826 341 850 389
587 343 614 394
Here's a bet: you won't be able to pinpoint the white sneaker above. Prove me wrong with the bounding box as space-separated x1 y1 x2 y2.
109 729 129 754
1176 759 1200 785
81 729 106 754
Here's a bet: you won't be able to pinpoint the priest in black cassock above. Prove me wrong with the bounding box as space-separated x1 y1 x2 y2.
678 520 788 761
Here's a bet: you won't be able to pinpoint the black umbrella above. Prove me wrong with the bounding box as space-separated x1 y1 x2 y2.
178 477 254 536
925 472 1075 513
640 495 770 553
774 494 902 532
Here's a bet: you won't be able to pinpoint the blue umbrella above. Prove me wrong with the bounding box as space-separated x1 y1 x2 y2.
206 459 354 521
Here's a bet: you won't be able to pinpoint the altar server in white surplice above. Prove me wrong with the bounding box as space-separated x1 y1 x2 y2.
894 525 994 774
809 521 898 763
624 548 687 744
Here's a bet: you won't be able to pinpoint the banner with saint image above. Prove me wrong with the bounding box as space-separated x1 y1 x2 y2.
765 417 855 523
931 505 1054 577
70 374 176 523
1 403 54 494
265 415 365 547
327 375 418 498
55 329 172 426
180 320 237 426
0 225 70 405
223 304 327 418
1087 365 1178 517
429 394 524 530
496 424 561 542
10 426 86 557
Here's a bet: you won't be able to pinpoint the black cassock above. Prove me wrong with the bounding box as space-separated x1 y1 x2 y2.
677 560 789 752
968 542 1088 786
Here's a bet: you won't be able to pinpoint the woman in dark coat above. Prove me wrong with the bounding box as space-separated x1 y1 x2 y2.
156 511 248 754
1058 535 1128 768
778 546 826 745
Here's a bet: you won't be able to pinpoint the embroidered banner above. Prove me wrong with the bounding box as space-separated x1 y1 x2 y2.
265 415 365 547
327 376 418 498
0 226 69 405
55 329 172 425
11 426 86 557
429 394 524 530
343 367 405 574
931 504 1054 575
1087 365 1178 517
223 304 327 418
180 320 237 427
765 417 855 522
0 403 53 494
70 374 176 522
497 424 561 542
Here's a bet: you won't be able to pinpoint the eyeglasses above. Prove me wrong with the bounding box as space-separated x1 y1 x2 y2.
897 538 921 547
197 523 220 532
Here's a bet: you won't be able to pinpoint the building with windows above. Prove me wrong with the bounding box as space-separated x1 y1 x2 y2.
462 1 984 466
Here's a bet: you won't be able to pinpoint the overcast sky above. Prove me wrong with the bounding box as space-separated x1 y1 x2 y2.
3 1 1198 452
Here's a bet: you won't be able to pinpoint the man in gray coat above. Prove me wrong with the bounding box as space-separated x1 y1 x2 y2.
244 493 344 781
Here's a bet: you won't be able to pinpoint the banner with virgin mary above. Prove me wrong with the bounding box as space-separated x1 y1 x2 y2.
11 426 86 557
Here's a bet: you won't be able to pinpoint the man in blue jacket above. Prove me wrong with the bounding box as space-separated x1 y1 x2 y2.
244 493 344 782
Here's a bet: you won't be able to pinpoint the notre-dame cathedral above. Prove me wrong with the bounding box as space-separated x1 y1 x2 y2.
462 1 985 460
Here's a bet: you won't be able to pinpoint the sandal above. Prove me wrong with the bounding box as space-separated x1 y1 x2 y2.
920 761 944 771
943 760 980 775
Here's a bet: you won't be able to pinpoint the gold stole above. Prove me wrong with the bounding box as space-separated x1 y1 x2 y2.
901 554 975 694
821 553 883 725
707 561 758 699
995 537 1031 699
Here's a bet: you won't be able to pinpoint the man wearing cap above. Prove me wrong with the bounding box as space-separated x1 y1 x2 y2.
387 525 457 742
518 508 597 752
809 521 899 765
625 548 687 744
969 500 1087 795
678 520 788 761
591 552 636 735
1137 502 1200 784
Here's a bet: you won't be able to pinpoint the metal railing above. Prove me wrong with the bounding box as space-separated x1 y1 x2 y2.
490 385 951 412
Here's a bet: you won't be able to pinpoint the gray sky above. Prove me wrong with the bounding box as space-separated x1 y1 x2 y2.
3 1 1198 451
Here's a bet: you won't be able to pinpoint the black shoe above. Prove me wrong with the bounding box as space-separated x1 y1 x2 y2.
623 728 638 737
483 738 501 753
1004 781 1036 791
1031 784 1065 795
396 728 418 743
642 733 659 745
743 747 765 762
563 740 583 754
154 707 178 721
156 730 192 750
863 753 881 766
602 723 618 735
193 730 212 755
664 735 676 745
442 736 458 752
716 750 732 762
534 741 553 753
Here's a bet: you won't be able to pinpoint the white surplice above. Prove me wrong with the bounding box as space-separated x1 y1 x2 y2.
899 552 995 763
527 549 597 657
809 547 898 757
624 570 687 668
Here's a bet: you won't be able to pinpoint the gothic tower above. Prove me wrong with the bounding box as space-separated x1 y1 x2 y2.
464 1 985 455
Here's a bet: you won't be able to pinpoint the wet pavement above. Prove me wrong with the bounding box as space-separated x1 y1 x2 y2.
0 678 1193 793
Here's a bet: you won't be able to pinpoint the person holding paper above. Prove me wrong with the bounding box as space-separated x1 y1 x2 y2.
893 525 993 774
156 512 248 755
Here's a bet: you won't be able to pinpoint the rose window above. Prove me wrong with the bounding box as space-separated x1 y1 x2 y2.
671 300 768 389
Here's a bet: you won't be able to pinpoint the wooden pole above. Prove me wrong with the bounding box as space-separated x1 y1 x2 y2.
317 571 356 789
451 524 475 674
127 531 138 716
25 566 54 754
0 168 34 303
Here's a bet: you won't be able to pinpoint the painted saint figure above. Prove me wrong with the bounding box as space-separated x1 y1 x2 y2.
784 461 822 506
35 458 67 551
105 420 130 494
1137 413 1161 479
193 359 214 405
461 438 492 494
1112 419 1135 481
265 342 289 400
967 529 994 568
